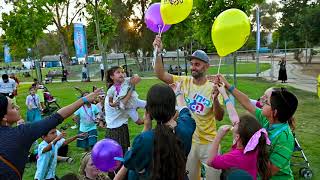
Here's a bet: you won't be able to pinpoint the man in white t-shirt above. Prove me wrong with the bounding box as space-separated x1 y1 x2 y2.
0 74 16 97
100 63 104 81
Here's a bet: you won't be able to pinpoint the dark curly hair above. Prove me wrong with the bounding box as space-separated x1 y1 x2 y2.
106 66 122 89
146 83 186 180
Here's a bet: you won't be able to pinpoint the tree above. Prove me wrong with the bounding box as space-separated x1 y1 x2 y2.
86 0 117 67
0 0 52 59
252 1 279 33
193 0 263 52
40 0 86 64
278 0 319 63
37 31 62 57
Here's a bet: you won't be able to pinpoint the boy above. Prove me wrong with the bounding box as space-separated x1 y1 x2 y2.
34 128 86 180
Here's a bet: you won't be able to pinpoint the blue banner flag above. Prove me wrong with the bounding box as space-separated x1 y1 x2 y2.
73 23 88 58
4 44 12 63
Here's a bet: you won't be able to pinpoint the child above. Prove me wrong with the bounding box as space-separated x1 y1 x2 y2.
104 66 145 154
26 86 42 123
207 83 271 179
34 128 86 180
36 84 45 111
106 66 146 117
115 83 196 179
73 92 100 151
217 74 298 179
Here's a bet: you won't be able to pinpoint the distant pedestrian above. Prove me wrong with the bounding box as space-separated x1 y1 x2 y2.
100 63 105 81
278 57 287 83
82 64 88 82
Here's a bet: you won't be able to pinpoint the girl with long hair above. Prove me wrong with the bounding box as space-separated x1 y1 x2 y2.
114 83 196 180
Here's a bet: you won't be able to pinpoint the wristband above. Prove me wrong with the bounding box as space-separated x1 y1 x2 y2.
224 98 231 105
228 85 235 93
81 97 89 104
175 91 183 97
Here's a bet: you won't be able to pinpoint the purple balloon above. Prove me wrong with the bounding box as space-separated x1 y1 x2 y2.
145 3 171 33
91 138 123 172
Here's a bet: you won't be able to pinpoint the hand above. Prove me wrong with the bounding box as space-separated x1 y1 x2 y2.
152 35 163 53
216 82 227 95
216 125 232 139
212 85 220 100
130 75 141 85
169 81 183 94
77 132 88 138
207 75 220 85
85 88 103 103
216 74 231 89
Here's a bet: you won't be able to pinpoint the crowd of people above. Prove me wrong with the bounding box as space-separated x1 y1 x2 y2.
0 36 299 180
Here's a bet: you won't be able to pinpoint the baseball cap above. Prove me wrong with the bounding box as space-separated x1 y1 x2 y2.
189 50 210 63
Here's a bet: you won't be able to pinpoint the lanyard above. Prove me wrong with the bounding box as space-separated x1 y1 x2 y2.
268 123 289 141
83 105 95 122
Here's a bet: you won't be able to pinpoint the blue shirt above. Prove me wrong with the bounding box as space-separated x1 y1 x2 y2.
74 104 100 132
123 107 196 179
34 138 65 180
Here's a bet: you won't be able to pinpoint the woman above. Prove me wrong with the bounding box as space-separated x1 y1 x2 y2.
278 57 287 83
79 152 110 180
114 83 196 180
217 74 298 179
0 89 101 179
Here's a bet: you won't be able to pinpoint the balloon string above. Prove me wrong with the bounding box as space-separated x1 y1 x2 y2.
153 25 164 68
217 57 222 74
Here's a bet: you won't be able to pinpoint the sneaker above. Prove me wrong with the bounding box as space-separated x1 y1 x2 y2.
70 125 78 129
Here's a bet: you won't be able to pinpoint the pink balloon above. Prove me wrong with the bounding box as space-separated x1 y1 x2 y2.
145 3 171 33
91 139 123 172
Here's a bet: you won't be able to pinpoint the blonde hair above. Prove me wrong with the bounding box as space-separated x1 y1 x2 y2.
79 152 111 180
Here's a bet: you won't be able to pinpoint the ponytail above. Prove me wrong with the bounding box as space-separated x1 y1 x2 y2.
151 124 186 180
257 135 271 180
288 117 296 131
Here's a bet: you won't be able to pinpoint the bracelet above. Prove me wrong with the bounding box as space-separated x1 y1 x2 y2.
228 85 235 93
175 91 183 97
81 97 89 104
224 98 231 105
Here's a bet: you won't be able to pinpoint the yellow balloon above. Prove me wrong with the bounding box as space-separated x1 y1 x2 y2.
160 0 193 25
211 9 251 57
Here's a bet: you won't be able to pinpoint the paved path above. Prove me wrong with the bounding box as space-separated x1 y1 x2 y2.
20 61 317 93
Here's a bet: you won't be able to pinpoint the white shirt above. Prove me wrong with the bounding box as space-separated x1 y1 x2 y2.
104 95 130 129
100 63 104 70
0 78 16 94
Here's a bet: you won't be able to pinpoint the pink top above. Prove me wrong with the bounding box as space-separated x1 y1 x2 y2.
210 144 258 179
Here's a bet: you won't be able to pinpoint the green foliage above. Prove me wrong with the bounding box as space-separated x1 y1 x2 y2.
278 0 320 47
0 0 53 58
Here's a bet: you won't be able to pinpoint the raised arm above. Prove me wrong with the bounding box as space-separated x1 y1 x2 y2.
22 89 101 144
217 75 256 114
216 83 239 125
153 35 174 84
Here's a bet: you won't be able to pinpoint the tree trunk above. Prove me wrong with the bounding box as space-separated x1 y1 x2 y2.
58 30 70 65
93 2 107 69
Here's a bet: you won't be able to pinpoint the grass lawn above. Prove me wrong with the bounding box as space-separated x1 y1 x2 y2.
18 78 319 179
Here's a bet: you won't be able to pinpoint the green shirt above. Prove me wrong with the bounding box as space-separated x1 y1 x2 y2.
255 108 294 180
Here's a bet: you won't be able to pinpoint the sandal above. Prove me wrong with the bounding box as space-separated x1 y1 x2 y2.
66 157 74 164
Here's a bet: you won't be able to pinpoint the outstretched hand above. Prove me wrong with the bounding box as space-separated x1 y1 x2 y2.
217 125 232 139
85 88 103 103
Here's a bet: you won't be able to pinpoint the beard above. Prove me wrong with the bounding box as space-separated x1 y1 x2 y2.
191 71 205 79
